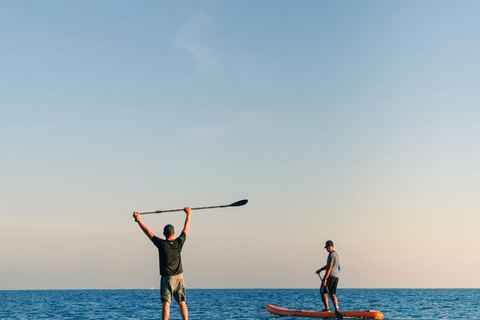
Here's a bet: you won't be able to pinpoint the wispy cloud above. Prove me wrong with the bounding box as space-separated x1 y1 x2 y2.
174 12 217 68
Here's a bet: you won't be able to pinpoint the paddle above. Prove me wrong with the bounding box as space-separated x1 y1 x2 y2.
318 273 343 320
139 199 248 215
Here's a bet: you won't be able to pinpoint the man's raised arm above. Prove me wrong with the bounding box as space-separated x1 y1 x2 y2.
182 207 191 235
133 211 154 239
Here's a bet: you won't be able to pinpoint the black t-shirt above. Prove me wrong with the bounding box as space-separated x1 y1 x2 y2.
151 232 186 276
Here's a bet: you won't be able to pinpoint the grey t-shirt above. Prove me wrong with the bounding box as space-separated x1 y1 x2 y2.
327 250 341 278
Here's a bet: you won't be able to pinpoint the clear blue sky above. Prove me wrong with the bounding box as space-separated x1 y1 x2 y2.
1 1 479 290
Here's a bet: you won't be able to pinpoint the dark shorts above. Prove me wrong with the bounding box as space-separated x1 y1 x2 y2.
321 276 339 295
160 274 186 303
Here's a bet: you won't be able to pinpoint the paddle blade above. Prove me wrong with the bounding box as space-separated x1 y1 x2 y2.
229 199 248 207
335 309 344 320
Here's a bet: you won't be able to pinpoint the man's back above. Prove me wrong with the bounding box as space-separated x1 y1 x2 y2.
152 232 187 276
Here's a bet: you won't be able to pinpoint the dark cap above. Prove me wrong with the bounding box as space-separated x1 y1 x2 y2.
324 240 334 248
163 224 174 237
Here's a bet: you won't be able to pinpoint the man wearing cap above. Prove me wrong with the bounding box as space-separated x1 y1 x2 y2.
133 207 191 320
316 240 341 313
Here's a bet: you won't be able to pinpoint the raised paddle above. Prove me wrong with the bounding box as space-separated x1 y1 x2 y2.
139 199 248 215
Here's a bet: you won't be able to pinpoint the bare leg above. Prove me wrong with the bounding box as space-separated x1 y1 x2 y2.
330 294 339 310
162 301 171 320
178 301 188 320
321 293 330 311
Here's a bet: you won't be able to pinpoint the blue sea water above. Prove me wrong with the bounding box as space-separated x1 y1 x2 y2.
0 289 479 319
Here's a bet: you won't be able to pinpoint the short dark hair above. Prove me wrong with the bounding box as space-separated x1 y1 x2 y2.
163 224 174 237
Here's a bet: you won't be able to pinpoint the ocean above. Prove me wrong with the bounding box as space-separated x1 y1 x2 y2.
1 288 478 319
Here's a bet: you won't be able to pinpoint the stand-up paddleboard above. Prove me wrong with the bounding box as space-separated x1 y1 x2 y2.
266 305 384 319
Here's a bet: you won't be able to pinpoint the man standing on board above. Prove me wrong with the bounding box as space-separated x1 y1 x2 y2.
133 207 191 320
316 240 341 313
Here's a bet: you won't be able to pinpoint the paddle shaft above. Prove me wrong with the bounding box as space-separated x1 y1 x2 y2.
139 199 248 215
319 273 329 294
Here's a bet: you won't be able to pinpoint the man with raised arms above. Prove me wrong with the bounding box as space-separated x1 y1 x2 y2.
316 240 341 314
133 207 191 320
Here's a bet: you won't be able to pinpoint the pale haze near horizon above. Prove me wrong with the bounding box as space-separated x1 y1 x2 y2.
1 1 479 290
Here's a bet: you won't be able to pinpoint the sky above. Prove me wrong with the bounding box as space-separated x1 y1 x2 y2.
1 1 480 290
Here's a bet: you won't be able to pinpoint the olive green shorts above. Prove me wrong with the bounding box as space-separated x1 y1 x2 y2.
160 274 186 303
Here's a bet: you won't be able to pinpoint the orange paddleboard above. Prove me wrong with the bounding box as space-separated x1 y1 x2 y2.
266 304 384 319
